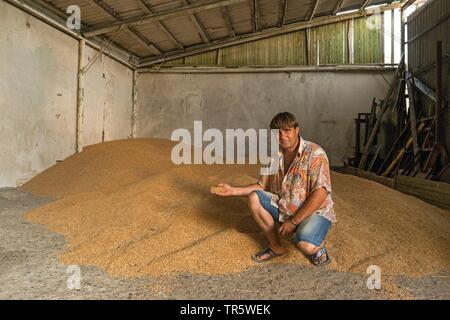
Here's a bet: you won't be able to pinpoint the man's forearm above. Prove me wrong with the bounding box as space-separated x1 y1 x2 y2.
231 183 264 196
291 188 328 225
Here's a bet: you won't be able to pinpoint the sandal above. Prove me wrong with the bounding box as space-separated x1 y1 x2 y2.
309 247 331 267
251 247 284 263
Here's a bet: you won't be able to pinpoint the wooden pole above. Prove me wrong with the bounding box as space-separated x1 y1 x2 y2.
407 79 419 157
358 56 405 169
131 70 139 138
76 39 85 153
383 122 426 176
435 41 443 144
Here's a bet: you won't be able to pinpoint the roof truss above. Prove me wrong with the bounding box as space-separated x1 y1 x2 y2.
16 0 408 68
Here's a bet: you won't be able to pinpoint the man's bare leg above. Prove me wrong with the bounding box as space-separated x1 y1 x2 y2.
297 241 323 256
248 192 285 260
297 241 330 265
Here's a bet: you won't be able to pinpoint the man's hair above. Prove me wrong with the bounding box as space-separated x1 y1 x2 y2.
270 112 299 130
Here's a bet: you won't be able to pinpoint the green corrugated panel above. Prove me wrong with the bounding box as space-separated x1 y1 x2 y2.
354 14 384 64
219 31 306 65
219 30 307 66
309 21 348 65
160 16 385 67
164 57 185 65
185 50 218 65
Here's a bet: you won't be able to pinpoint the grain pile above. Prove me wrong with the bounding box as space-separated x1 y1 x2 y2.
23 139 450 278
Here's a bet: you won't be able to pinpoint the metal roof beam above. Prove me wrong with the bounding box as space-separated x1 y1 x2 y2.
124 27 163 55
307 0 320 21
221 7 236 37
361 0 373 11
84 0 247 38
253 0 260 31
279 0 288 26
332 0 344 15
134 0 184 49
86 0 164 55
182 0 211 43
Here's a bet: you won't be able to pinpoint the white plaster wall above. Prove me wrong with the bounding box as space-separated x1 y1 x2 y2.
0 1 78 187
83 46 133 146
0 1 134 187
137 71 395 166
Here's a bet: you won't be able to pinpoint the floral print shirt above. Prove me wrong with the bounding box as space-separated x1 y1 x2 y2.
258 137 336 223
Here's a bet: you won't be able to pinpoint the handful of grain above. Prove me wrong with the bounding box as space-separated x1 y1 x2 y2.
210 186 227 194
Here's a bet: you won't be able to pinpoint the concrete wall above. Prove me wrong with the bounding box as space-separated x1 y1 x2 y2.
136 71 395 167
83 46 134 146
0 1 134 187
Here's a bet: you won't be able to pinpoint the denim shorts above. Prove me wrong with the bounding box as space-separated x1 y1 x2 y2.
254 190 332 247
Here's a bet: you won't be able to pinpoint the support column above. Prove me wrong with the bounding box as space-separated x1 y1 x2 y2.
76 39 85 153
131 69 139 138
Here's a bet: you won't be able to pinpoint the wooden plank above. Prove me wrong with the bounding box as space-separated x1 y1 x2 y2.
397 175 450 194
342 166 450 209
396 185 450 209
342 167 396 188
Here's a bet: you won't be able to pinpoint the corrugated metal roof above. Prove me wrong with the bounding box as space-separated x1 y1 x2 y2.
37 0 396 61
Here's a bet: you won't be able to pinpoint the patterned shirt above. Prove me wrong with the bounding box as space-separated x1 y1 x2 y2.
257 137 336 223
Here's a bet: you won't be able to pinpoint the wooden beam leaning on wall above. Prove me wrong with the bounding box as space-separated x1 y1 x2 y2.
358 55 405 170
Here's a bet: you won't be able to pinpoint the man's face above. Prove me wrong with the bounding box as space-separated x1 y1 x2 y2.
278 127 299 150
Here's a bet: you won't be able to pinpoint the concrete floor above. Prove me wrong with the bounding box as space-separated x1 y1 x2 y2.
0 188 448 300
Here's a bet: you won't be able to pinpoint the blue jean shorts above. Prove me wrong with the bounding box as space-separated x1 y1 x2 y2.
254 190 332 247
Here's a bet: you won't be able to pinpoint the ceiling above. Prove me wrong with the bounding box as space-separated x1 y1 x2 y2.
29 0 400 66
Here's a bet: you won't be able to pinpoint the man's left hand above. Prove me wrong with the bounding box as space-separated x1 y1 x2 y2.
279 220 296 237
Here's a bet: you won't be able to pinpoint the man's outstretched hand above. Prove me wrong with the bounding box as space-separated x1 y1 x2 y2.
210 183 234 196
